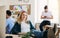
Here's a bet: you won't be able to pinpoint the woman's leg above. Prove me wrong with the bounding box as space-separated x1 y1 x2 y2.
32 30 43 38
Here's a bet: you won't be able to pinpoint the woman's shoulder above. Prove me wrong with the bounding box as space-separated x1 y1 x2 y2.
26 20 31 24
27 20 31 22
14 21 21 25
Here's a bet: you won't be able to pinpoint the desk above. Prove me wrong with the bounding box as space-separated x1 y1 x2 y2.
5 34 33 38
5 34 21 38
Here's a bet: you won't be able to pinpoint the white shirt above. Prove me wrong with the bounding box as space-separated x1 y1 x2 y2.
6 17 15 32
21 21 30 33
42 11 52 21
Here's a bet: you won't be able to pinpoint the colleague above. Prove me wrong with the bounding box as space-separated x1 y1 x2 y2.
40 5 53 31
6 10 15 34
41 5 53 19
10 11 35 34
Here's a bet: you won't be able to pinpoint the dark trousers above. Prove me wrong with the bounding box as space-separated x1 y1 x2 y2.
40 20 51 31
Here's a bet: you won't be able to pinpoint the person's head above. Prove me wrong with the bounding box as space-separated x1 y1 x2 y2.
6 10 12 19
17 11 28 23
44 5 48 12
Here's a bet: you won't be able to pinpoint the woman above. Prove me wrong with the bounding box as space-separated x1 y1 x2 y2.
10 11 34 34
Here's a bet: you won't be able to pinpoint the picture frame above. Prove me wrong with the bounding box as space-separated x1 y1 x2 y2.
9 4 31 15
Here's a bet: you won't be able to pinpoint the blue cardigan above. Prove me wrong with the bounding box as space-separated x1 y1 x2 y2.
10 21 35 34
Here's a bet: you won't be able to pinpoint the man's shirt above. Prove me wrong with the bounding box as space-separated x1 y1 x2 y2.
6 17 15 33
41 11 52 21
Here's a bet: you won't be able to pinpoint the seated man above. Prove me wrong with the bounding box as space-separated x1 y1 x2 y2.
6 10 15 34
40 5 53 31
41 5 53 19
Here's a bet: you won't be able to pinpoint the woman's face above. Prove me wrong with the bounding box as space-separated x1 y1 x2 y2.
21 12 27 21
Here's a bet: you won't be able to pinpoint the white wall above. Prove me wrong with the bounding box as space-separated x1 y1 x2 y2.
0 0 6 6
59 0 60 24
48 0 59 23
36 0 47 23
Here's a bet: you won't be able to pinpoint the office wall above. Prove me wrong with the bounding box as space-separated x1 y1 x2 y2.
48 0 59 23
36 0 47 23
0 0 6 6
58 0 60 24
0 6 6 38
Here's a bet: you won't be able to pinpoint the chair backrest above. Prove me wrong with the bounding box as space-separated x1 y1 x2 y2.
47 28 56 38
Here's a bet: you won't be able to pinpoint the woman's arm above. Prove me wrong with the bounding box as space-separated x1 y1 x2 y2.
41 16 45 19
10 22 21 34
29 21 35 30
47 16 53 19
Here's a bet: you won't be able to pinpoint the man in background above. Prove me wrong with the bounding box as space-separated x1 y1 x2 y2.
40 5 53 31
6 10 15 34
41 5 53 19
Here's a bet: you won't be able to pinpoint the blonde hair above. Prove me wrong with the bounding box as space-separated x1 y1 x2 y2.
17 11 27 24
